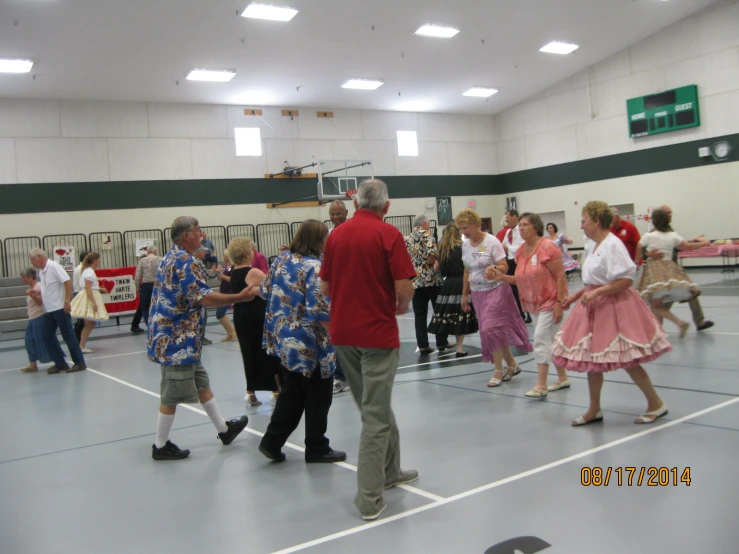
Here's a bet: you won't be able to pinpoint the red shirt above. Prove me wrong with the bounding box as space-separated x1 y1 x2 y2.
321 210 416 349
496 226 512 243
610 219 641 261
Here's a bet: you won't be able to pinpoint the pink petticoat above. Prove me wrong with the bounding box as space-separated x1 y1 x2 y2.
551 286 671 372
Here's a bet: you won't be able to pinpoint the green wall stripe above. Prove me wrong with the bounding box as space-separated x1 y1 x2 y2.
0 175 494 215
1 131 736 215
497 132 739 194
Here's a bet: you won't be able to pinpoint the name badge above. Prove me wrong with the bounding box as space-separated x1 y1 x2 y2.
478 246 486 253
532 255 538 266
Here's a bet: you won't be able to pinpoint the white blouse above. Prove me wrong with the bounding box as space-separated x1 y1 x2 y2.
79 268 100 291
639 231 684 259
582 233 636 286
462 234 507 292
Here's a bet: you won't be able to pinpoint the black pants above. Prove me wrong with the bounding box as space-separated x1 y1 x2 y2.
507 259 525 317
131 282 154 329
260 366 333 457
412 286 448 348
74 318 85 344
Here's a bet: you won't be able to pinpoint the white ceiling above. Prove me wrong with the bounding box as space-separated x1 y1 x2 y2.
0 0 720 115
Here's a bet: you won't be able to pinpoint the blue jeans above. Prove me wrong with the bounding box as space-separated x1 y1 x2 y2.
215 306 230 320
44 309 86 367
334 354 346 381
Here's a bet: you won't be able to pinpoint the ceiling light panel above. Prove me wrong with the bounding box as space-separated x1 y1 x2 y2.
0 59 33 73
186 69 236 82
414 25 459 38
241 3 298 22
463 87 498 98
342 79 384 90
539 41 579 55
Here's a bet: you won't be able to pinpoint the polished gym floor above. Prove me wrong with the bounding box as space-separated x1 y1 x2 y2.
1 268 738 553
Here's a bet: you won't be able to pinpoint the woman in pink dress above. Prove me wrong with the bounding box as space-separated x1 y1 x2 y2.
486 213 570 398
457 209 533 388
552 201 671 426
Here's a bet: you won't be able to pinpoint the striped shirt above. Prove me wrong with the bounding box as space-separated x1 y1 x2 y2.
135 255 162 284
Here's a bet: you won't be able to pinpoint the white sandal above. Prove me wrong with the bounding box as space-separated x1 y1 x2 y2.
548 379 571 391
571 410 604 426
487 369 504 388
634 405 668 424
524 388 548 399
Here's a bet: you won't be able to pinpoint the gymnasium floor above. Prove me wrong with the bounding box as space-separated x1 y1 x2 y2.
1 268 738 553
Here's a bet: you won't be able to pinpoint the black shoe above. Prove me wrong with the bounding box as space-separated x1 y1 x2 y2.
437 342 452 351
305 449 347 464
259 444 286 463
218 415 248 445
67 364 87 373
152 440 190 460
697 320 714 331
455 352 469 358
47 364 69 374
523 313 532 324
418 347 435 355
130 327 145 334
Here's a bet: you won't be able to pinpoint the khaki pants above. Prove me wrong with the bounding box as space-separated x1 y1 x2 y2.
665 296 705 326
335 346 402 515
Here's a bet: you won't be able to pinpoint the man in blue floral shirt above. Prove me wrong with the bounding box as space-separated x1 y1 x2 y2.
258 219 346 464
147 216 253 461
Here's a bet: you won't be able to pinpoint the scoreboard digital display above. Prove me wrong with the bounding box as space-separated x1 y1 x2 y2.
626 85 700 138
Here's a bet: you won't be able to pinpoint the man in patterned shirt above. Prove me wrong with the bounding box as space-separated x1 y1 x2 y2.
406 214 448 355
147 216 253 461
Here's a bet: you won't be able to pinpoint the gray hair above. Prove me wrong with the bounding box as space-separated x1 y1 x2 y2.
28 248 47 259
413 214 429 227
356 179 389 212
171 216 199 243
146 245 158 254
21 267 37 280
329 200 347 212
610 206 620 216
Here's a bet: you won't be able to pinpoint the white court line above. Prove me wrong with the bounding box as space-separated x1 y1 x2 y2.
0 350 148 373
85 367 443 503
271 395 739 554
397 355 482 371
703 332 739 336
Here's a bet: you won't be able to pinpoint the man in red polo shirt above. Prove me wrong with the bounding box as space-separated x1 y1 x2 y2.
610 206 641 262
321 179 418 521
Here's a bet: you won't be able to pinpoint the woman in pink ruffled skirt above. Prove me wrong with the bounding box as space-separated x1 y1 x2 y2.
552 201 672 426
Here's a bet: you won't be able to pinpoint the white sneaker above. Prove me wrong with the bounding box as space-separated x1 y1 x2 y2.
333 380 350 393
81 348 95 354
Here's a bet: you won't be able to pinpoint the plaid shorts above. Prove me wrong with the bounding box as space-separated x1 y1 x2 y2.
160 362 210 406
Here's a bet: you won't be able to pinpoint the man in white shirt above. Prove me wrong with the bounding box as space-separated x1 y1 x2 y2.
72 250 89 343
28 248 87 374
502 210 531 323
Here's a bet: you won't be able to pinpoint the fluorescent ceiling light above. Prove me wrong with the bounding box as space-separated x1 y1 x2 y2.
342 79 384 90
397 131 419 157
186 69 236 82
241 3 298 21
0 59 33 73
234 127 262 156
463 87 498 98
539 41 579 55
415 24 459 38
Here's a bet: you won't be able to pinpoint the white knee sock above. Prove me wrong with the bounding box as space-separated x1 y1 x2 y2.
202 398 228 434
155 413 175 448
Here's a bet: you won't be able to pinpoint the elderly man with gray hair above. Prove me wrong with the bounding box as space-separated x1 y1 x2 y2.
321 179 418 521
406 213 449 355
147 216 254 461
28 248 86 373
130 244 162 333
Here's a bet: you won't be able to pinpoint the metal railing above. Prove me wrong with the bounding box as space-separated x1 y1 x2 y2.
89 232 125 269
256 223 291 261
384 215 413 237
201 226 227 260
226 224 256 244
3 236 41 277
123 229 164 266
290 221 303 239
42 234 89 266
429 219 438 241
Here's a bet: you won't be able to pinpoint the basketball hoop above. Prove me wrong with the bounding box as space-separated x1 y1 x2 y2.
345 189 358 200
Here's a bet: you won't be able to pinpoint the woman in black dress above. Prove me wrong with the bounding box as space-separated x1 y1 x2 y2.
428 222 479 357
227 237 281 406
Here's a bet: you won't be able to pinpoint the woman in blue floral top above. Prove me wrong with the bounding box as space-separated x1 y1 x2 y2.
258 220 346 464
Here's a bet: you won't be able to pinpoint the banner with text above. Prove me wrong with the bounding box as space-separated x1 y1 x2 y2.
97 266 139 315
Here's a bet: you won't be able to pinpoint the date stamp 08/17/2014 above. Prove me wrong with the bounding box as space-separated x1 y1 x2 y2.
581 467 691 487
